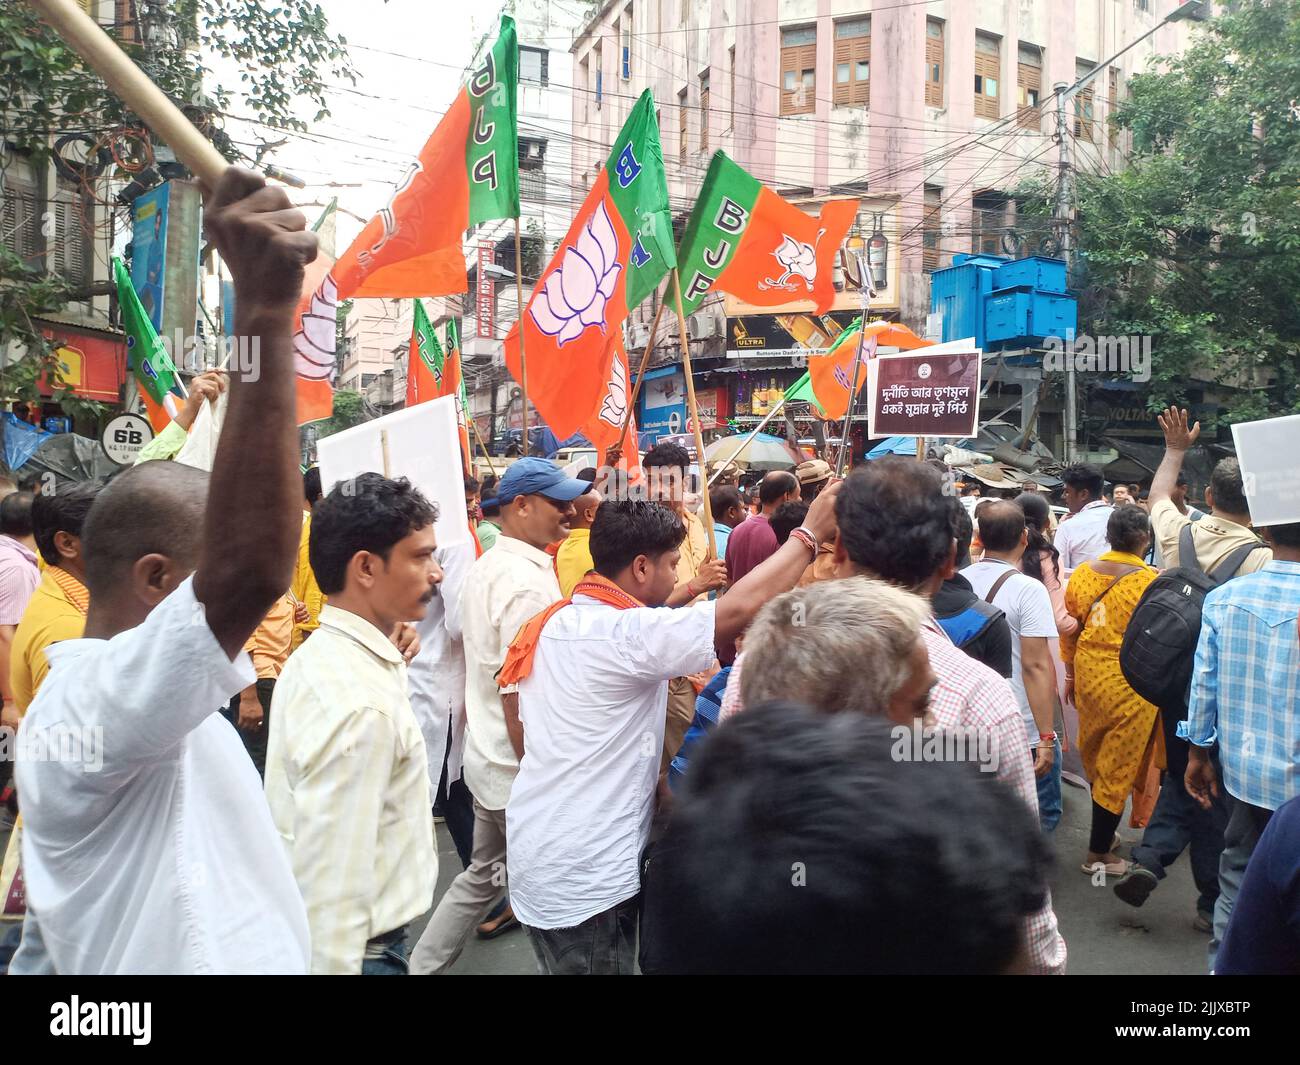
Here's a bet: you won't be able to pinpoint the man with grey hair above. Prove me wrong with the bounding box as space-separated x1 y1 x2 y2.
739 577 937 724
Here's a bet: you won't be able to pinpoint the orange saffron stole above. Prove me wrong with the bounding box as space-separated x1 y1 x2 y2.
497 574 643 688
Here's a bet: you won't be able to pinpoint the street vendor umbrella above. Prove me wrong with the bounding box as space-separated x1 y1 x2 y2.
704 432 799 472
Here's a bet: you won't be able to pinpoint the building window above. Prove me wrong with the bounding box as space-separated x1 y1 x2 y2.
1074 58 1096 139
679 87 688 164
578 56 589 122
833 17 870 109
699 71 710 152
0 159 41 266
974 32 1000 120
621 7 632 79
972 191 1008 256
49 180 93 289
1108 66 1120 148
520 46 549 86
594 41 603 110
519 137 547 203
1017 43 1042 130
728 45 735 128
780 26 816 116
922 186 942 273
925 19 944 107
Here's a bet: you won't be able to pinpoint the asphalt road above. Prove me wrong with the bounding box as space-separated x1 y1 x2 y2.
410 775 1212 976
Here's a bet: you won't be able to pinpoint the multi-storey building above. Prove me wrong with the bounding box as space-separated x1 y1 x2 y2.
569 0 1200 449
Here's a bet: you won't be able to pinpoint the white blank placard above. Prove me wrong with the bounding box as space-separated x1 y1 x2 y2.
317 395 471 549
1231 413 1300 528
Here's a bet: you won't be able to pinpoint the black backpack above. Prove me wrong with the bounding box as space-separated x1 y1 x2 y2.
1119 524 1263 712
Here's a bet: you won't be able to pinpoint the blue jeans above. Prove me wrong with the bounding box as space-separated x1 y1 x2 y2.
361 928 410 975
1036 741 1062 833
1131 737 1228 917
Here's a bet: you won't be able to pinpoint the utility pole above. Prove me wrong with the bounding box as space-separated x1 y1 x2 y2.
1048 0 1207 465
1054 85 1078 465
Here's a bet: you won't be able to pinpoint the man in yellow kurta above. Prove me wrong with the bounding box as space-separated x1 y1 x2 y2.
555 483 602 596
292 468 326 649
11 482 103 713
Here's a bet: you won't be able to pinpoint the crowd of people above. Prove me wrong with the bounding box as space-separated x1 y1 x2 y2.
0 169 1297 976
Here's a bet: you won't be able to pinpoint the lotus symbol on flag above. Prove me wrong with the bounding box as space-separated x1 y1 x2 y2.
530 201 622 346
763 234 818 292
294 273 338 382
598 351 629 427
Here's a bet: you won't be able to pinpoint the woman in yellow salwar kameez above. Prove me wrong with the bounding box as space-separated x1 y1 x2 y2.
1062 506 1163 878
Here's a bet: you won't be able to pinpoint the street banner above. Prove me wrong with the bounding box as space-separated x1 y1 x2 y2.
676 150 858 316
868 345 982 439
331 15 519 299
317 394 471 549
504 89 675 445
1232 413 1300 527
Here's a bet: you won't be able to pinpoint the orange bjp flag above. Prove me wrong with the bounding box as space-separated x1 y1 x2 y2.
805 319 933 419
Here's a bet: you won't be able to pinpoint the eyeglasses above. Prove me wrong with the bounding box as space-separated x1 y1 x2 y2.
530 493 571 512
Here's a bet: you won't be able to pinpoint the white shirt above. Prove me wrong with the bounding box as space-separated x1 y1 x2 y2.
507 597 717 930
15 577 310 974
408 541 475 796
1053 500 1114 577
962 558 1059 741
266 605 435 975
460 535 562 810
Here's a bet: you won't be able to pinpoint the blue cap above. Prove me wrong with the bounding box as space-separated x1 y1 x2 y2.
492 457 591 506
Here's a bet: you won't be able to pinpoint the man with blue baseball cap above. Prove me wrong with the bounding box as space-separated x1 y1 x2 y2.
410 456 588 973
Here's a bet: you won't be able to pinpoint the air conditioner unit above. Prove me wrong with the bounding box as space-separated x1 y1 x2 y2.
525 139 545 161
687 311 718 339
627 323 650 349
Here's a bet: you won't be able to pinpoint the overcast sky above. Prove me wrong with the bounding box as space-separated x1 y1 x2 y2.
217 0 483 251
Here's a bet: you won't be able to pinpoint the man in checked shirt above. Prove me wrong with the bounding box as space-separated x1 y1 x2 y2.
720 458 1067 974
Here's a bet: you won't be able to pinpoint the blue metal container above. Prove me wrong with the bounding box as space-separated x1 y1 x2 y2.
929 260 1002 347
984 286 1078 344
992 255 1068 294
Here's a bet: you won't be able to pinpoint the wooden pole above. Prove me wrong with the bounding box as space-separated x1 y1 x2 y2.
513 217 530 451
916 436 926 462
380 429 392 478
468 411 499 480
618 294 669 448
669 270 717 559
30 0 228 188
835 259 874 477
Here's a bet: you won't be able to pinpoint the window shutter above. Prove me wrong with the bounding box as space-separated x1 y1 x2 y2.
781 36 817 116
974 51 1000 119
925 22 944 107
833 32 869 108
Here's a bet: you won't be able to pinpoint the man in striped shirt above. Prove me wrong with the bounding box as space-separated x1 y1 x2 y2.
1184 520 1300 969
266 473 442 974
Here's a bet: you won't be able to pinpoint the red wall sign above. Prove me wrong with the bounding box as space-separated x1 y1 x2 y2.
38 323 127 402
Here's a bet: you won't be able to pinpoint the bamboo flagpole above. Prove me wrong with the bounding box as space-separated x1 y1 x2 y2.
514 218 530 449
467 409 499 480
30 0 228 188
669 270 717 559
834 255 875 477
